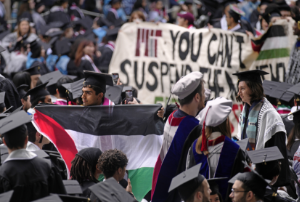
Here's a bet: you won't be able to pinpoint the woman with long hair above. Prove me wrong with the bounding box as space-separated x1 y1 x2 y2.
70 147 102 197
189 97 245 201
67 40 100 79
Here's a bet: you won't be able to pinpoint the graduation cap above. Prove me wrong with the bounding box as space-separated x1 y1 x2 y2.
74 16 93 30
269 82 293 102
63 180 83 195
235 138 249 152
232 70 268 85
25 82 50 103
169 163 204 201
262 4 281 24
0 111 32 135
55 38 71 56
83 71 114 93
105 85 123 104
57 194 90 202
106 27 119 41
262 80 280 97
198 97 232 153
62 79 84 100
287 83 300 99
0 92 5 110
17 84 29 99
25 63 42 76
276 0 290 11
247 146 283 165
0 190 13 202
207 178 228 195
89 178 137 202
97 17 112 27
39 71 63 87
0 113 9 120
32 194 63 202
228 4 245 22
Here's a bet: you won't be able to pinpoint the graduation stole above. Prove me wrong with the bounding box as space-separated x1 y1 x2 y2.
241 99 264 150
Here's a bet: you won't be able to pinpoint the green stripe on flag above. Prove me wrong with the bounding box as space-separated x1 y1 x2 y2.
128 167 153 202
256 48 289 60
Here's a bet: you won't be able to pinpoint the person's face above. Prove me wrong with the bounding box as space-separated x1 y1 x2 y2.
62 2 69 9
210 194 220 202
177 17 187 27
21 96 32 111
202 180 211 202
19 21 30 36
132 13 142 22
82 87 103 106
43 95 53 104
83 44 95 57
260 5 267 14
238 81 252 105
30 74 40 89
65 27 74 38
229 180 248 202
225 14 234 28
280 10 291 18
114 2 121 10
197 83 205 112
293 22 300 35
156 1 163 10
29 0 35 10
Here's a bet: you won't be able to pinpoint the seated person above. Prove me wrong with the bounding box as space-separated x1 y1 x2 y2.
0 111 66 201
70 148 102 197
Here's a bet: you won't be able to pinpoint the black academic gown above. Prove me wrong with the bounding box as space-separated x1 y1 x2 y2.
265 132 291 187
0 156 66 201
81 181 96 198
46 11 70 25
97 45 113 73
0 76 21 111
106 11 123 27
264 188 294 202
287 140 300 160
67 59 94 79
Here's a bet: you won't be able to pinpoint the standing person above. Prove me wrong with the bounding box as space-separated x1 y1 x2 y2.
70 148 102 197
107 0 124 27
0 111 66 201
16 84 31 112
81 71 114 106
226 5 246 33
232 70 290 187
67 40 99 79
152 72 205 202
177 12 195 29
46 0 70 24
189 97 245 201
286 8 300 85
132 0 148 20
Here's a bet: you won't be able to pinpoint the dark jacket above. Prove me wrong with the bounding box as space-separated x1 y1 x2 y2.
67 59 94 80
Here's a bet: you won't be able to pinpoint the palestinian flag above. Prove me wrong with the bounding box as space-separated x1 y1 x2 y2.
32 105 164 201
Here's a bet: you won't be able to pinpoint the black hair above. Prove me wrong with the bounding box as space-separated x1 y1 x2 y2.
83 84 103 95
70 155 98 184
57 76 74 98
266 95 277 106
2 125 27 150
26 122 37 143
178 80 204 106
132 0 145 11
30 44 42 58
295 95 300 106
255 160 281 181
186 185 204 202
12 72 31 91
97 149 128 179
31 96 46 108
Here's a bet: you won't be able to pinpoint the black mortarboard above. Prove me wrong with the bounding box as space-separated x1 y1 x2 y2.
228 4 245 22
83 71 114 93
33 150 49 159
288 83 300 97
276 0 290 11
25 82 50 103
25 63 42 76
232 70 268 85
262 4 281 24
0 190 13 202
55 38 71 56
269 82 293 102
39 71 63 87
169 163 204 201
235 138 249 152
17 84 29 99
63 180 83 195
89 178 137 202
207 178 228 195
247 146 283 164
262 80 280 97
57 194 90 202
74 16 93 30
62 79 84 100
32 194 63 202
0 92 5 109
0 113 9 120
97 17 112 27
105 85 123 104
106 27 119 41
0 111 32 135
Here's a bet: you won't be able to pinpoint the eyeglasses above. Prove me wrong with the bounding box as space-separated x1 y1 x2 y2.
231 188 249 196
